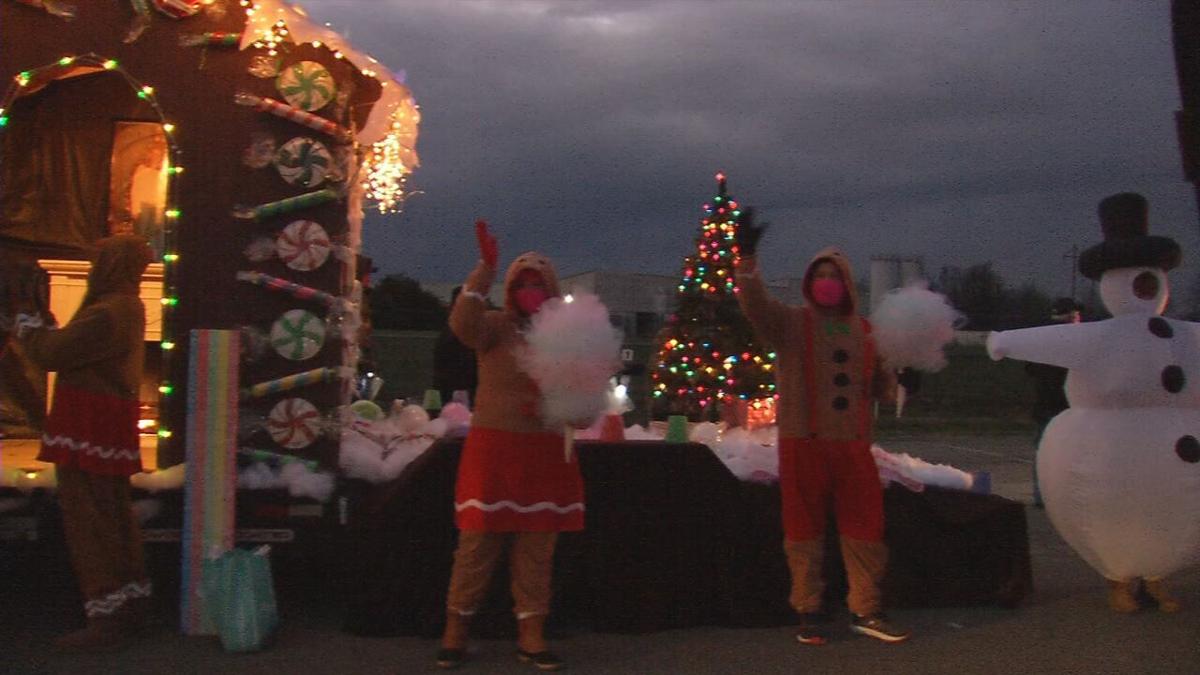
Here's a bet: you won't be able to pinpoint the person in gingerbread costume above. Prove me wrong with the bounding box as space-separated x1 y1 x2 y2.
733 209 909 645
16 235 154 651
436 221 583 672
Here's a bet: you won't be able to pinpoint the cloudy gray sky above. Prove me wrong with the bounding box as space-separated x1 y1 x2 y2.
304 0 1198 301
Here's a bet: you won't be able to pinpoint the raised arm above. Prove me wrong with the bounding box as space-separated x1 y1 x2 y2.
733 208 788 346
449 220 501 351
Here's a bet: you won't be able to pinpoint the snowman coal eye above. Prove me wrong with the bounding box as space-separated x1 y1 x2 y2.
1133 272 1159 300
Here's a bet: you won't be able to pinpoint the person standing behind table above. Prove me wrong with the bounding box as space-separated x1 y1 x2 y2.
17 235 154 652
732 209 909 646
436 221 583 672
433 286 479 407
1024 298 1082 508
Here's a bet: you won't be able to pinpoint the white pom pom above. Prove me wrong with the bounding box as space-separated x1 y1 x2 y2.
520 293 623 428
869 282 962 372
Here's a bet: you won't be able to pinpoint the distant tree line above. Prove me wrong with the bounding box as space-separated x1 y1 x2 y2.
366 273 448 330
932 262 1080 331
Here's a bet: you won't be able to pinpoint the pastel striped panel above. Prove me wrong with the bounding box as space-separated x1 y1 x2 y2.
180 329 240 635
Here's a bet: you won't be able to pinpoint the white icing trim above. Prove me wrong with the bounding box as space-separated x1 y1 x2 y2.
454 499 584 515
42 434 139 462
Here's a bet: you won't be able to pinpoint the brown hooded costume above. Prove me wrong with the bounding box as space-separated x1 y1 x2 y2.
736 247 894 618
21 234 152 643
444 252 584 621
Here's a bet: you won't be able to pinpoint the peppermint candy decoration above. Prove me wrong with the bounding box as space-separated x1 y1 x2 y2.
277 220 331 271
275 137 331 188
276 60 336 112
153 0 202 18
266 397 321 449
270 309 325 361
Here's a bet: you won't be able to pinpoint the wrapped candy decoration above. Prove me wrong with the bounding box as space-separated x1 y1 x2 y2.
269 309 325 361
276 220 331 271
266 397 322 449
275 137 332 188
276 61 335 112
152 0 201 18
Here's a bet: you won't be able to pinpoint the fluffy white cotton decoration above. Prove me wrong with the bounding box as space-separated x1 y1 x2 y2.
622 424 661 441
280 461 336 502
520 293 623 429
339 414 445 483
869 282 961 371
709 427 779 483
236 461 336 502
130 464 187 492
870 445 973 491
689 421 720 446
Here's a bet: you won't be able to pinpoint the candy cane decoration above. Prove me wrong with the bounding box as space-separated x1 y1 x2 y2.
234 93 352 142
236 271 339 307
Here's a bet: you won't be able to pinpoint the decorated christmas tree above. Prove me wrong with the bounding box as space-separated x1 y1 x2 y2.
651 173 777 421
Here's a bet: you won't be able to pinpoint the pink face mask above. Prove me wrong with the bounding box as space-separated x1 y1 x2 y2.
811 278 846 307
514 287 549 314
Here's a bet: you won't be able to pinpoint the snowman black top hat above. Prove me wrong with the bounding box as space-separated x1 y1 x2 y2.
1078 192 1181 280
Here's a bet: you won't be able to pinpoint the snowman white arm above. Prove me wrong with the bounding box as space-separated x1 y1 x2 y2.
987 322 1104 369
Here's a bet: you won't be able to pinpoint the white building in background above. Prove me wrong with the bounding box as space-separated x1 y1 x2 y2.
869 255 926 313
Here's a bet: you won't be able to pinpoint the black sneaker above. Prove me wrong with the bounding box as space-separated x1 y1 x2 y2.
794 614 827 646
435 647 467 669
517 648 565 671
849 614 910 643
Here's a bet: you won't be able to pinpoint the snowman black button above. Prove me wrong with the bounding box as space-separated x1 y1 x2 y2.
833 373 850 387
832 396 849 411
1176 436 1200 463
1148 317 1173 339
1162 366 1186 393
833 349 849 363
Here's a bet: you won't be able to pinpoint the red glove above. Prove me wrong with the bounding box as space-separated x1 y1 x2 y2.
475 220 499 269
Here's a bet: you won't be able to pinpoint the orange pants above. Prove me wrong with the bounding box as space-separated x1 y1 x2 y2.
445 530 557 619
56 465 150 618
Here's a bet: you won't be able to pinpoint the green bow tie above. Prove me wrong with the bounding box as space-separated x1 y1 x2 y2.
823 321 850 336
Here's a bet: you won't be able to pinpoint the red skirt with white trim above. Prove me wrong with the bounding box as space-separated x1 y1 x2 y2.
38 384 143 476
455 427 585 532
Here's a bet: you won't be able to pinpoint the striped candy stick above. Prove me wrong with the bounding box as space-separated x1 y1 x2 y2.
180 32 241 47
234 92 352 142
181 329 239 635
241 366 340 399
233 189 339 221
235 271 339 307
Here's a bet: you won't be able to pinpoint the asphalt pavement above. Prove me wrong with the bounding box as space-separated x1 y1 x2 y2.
4 431 1199 674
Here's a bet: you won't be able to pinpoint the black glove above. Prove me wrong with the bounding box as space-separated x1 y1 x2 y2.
735 207 768 257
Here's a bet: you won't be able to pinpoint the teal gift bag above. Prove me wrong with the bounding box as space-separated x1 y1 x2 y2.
201 546 279 652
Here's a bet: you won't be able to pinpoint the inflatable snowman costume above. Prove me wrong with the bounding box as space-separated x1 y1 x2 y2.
988 193 1198 613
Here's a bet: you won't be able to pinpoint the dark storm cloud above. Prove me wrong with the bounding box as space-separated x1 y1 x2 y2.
303 0 1198 300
